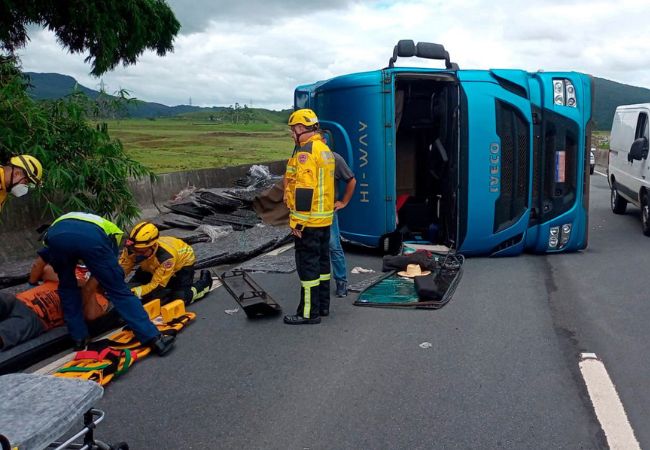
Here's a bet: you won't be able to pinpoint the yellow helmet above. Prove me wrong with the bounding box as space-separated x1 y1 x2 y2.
9 155 43 185
126 221 159 249
288 109 319 127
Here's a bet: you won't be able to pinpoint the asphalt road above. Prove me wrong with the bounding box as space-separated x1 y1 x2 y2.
89 171 648 449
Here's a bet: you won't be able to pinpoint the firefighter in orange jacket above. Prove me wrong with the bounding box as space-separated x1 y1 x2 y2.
119 222 212 305
283 109 336 325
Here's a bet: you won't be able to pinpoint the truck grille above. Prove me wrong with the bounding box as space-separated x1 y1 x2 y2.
494 100 530 232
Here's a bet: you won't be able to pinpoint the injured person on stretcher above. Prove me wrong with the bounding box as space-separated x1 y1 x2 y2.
119 221 212 305
0 263 109 350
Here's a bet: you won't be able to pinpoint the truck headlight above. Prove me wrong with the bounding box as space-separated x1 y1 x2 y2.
560 223 572 246
552 79 577 108
549 226 560 248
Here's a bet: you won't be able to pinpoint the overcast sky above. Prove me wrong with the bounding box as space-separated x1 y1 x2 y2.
16 0 650 110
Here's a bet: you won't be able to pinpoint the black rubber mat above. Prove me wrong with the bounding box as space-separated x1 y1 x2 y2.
192 225 291 269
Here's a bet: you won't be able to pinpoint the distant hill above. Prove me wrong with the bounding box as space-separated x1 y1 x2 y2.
24 72 290 121
24 71 650 130
592 77 650 130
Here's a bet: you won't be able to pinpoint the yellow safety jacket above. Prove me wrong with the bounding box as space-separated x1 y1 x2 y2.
119 236 195 297
0 167 8 211
285 134 335 229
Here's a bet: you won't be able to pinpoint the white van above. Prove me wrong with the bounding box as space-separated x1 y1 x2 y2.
608 103 650 235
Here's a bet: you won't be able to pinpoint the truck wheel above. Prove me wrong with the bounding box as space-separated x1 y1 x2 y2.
611 184 627 214
642 194 650 236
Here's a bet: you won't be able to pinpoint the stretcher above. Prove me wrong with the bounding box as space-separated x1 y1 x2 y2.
0 373 128 450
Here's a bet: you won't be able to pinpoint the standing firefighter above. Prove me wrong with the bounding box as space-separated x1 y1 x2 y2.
0 155 43 211
283 109 335 325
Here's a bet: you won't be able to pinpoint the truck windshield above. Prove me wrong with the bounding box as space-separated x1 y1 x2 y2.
532 109 579 223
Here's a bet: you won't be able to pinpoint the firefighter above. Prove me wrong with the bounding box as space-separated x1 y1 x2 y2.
0 155 43 211
40 212 174 355
119 221 213 305
283 108 336 325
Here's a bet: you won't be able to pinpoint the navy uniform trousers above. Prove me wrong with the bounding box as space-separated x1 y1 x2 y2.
294 226 331 319
43 219 159 344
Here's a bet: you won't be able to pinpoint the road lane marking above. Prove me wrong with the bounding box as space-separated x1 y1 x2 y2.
579 353 640 450
594 170 607 177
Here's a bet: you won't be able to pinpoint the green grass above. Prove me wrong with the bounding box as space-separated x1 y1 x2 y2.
103 118 292 173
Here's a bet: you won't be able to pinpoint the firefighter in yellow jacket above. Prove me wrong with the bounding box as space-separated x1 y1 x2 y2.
283 109 336 325
0 155 43 211
119 222 212 305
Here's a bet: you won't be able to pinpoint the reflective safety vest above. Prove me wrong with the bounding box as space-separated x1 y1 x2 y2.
52 212 124 245
285 134 335 229
0 167 8 211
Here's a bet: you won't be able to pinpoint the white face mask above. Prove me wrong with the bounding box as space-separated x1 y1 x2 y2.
10 184 29 198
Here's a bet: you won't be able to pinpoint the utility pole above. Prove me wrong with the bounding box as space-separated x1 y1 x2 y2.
189 97 192 106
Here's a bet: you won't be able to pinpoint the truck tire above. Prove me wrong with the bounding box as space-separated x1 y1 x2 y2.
642 194 650 236
611 183 627 214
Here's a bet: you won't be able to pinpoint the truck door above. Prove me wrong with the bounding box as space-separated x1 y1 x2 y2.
311 71 390 247
457 73 533 255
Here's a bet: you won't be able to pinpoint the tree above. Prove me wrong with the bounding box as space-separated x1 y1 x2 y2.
0 1 179 225
0 0 180 76
0 56 153 227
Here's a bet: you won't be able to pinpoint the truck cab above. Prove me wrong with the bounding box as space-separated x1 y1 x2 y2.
295 40 593 255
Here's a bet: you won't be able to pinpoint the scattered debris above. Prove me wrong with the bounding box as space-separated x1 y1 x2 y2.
419 342 433 349
351 266 375 274
236 251 296 274
224 308 240 315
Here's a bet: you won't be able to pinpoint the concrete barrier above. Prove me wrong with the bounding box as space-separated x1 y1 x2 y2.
0 160 287 264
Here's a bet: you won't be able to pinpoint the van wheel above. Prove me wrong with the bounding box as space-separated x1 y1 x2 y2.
611 184 627 214
642 194 650 236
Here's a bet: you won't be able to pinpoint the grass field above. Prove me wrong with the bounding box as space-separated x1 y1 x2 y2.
105 118 611 174
104 118 291 173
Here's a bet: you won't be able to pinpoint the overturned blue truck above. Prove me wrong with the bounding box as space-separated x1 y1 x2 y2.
294 40 594 256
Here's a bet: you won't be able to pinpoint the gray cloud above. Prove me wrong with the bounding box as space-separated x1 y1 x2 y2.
167 0 359 33
16 0 650 110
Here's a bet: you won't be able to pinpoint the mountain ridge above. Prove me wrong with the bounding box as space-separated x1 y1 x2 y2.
25 71 650 129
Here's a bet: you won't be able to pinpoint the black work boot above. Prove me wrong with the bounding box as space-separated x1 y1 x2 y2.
200 269 213 290
319 309 329 317
73 337 90 351
150 334 176 356
283 314 321 325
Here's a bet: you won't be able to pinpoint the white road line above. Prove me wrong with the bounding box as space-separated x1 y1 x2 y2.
594 170 607 177
579 353 640 450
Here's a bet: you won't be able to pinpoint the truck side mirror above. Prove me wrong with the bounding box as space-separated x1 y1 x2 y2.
397 40 416 57
388 40 416 67
629 137 649 161
388 40 459 69
416 42 447 60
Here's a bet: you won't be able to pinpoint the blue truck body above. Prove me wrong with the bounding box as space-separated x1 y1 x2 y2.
294 42 593 255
